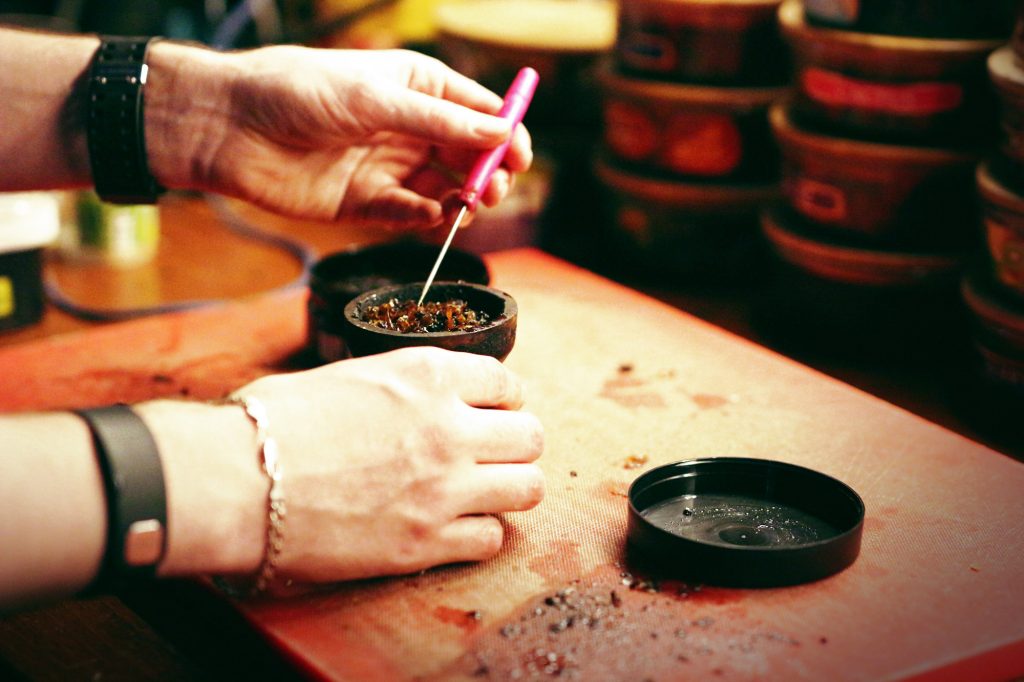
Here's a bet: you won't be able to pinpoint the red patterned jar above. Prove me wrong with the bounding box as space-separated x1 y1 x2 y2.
779 0 1001 144
962 264 1024 399
616 0 788 85
770 104 979 248
598 64 786 182
977 161 1024 299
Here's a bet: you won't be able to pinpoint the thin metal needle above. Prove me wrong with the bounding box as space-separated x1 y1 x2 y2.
417 204 468 306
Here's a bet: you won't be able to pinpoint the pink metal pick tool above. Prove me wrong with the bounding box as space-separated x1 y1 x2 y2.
417 67 540 305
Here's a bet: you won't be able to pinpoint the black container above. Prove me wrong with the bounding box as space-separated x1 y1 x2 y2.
342 282 517 361
754 208 970 360
0 248 45 332
951 264 1024 452
593 155 779 285
628 458 865 587
804 0 1016 40
307 241 489 364
1014 1 1024 64
0 192 59 333
989 47 1024 194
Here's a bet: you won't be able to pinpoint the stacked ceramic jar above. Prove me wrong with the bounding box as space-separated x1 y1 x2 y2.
960 3 1024 433
592 0 789 285
756 0 1011 357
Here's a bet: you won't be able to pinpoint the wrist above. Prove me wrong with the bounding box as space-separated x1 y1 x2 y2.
133 399 266 577
143 40 236 192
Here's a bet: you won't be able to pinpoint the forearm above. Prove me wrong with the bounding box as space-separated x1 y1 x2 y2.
0 26 233 194
0 27 97 191
0 412 105 608
0 401 264 611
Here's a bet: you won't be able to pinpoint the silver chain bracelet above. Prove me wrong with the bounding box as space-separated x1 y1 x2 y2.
221 393 285 595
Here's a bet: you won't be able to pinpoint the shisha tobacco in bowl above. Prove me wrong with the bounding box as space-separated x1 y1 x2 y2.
359 298 493 333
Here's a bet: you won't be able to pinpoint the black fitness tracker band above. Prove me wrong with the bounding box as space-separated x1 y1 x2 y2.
76 405 167 586
86 36 166 205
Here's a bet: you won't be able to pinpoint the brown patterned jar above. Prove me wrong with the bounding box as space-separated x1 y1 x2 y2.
779 0 1001 145
594 155 779 283
598 64 786 182
770 104 980 249
977 161 1024 300
615 0 788 86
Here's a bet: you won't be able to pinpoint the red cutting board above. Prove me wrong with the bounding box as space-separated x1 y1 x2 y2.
1 249 1022 681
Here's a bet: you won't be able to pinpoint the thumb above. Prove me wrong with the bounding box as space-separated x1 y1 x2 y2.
369 88 512 149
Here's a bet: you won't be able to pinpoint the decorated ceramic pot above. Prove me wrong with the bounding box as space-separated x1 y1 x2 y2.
598 63 786 182
594 155 779 283
615 0 788 85
977 162 1024 299
770 104 980 248
779 0 1001 145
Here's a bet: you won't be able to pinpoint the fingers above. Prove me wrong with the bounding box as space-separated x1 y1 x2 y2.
379 88 513 149
454 463 546 515
347 348 526 409
432 124 533 179
440 191 475 228
435 515 505 564
505 123 533 173
434 66 506 114
431 463 546 565
445 352 525 409
479 170 511 208
454 408 544 464
371 88 534 171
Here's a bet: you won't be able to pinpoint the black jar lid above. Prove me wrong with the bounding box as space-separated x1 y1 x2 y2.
309 240 489 310
627 457 865 588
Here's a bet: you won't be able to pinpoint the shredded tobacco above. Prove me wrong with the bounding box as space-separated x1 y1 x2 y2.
360 298 492 333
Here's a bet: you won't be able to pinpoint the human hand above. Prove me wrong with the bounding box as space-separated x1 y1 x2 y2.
232 347 545 584
146 44 533 230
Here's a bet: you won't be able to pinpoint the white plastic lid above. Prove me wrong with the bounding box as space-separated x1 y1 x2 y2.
0 192 61 254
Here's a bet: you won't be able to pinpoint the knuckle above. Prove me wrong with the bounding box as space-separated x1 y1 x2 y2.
475 355 513 402
391 517 435 571
399 346 449 376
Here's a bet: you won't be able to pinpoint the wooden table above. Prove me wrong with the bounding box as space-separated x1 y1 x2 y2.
1 195 1022 680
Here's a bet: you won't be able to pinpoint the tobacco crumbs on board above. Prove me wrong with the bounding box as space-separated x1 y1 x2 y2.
623 454 649 470
454 566 802 680
360 298 491 333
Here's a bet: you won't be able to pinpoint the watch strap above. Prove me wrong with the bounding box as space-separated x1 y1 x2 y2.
76 405 168 586
86 36 166 205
